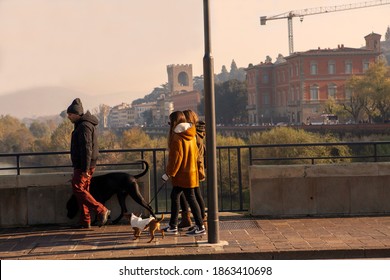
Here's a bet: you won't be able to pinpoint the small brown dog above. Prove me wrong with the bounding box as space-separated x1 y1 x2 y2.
125 213 165 243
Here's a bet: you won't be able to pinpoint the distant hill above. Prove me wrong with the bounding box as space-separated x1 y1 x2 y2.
0 87 103 119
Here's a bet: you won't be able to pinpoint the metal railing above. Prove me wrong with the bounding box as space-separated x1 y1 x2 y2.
2 141 390 213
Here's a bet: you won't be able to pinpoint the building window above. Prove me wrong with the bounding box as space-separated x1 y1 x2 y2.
263 93 270 105
363 60 370 72
290 88 294 102
328 61 336 74
178 72 189 86
345 88 352 100
295 86 299 100
296 64 299 76
310 84 319 100
262 73 269 84
282 90 287 105
310 62 318 75
345 61 352 74
328 83 337 99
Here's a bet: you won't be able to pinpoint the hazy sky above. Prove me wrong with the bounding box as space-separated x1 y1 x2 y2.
0 0 389 107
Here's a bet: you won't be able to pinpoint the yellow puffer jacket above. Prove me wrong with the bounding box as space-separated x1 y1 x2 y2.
166 123 199 188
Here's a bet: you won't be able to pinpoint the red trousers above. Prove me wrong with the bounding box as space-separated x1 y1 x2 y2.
71 168 106 225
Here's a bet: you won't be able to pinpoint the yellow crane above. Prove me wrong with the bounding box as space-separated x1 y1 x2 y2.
260 0 390 55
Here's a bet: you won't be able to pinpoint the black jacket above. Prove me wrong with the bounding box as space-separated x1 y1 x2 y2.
70 111 99 172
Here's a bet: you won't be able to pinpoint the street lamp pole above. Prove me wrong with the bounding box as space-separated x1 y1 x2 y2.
203 0 219 243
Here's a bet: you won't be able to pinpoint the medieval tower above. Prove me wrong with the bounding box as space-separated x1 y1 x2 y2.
166 64 194 94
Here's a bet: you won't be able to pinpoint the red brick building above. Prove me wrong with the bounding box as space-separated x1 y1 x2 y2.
170 90 201 112
246 33 382 125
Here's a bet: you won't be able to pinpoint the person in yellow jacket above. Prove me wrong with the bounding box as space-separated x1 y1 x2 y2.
177 109 207 230
162 111 206 236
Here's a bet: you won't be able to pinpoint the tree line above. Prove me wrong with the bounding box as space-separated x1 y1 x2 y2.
324 60 390 123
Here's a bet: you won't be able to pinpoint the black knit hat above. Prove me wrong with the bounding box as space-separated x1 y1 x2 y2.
67 98 84 115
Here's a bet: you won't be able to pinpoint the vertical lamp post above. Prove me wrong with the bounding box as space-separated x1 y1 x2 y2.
203 0 219 243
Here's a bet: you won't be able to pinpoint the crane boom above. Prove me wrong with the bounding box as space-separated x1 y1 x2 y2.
260 0 390 54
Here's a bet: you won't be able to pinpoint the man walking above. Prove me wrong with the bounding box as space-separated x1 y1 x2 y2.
67 98 110 228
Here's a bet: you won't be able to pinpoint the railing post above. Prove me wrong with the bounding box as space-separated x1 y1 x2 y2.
249 147 253 166
237 147 243 211
16 155 20 175
152 150 158 212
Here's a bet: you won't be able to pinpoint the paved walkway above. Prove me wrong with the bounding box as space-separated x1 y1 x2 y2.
2 213 390 260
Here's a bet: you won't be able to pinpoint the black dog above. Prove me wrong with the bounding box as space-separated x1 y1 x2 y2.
66 160 156 224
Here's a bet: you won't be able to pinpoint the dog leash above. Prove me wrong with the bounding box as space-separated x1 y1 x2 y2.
149 181 168 204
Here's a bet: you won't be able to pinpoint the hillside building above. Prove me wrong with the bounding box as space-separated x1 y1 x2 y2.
108 103 133 128
246 33 382 125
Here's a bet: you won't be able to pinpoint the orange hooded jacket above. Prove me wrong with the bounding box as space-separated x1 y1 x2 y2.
166 123 199 188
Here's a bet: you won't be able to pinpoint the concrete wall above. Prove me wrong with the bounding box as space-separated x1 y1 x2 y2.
249 162 390 217
0 170 150 227
3 163 390 226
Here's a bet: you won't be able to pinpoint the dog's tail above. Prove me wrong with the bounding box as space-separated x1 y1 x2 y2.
156 213 164 223
133 160 149 179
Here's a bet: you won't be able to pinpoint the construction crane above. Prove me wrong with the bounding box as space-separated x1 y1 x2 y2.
260 0 390 55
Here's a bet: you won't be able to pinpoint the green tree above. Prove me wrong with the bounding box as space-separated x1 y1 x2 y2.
0 115 34 152
96 130 122 168
364 60 390 122
215 79 248 125
99 130 119 150
217 65 229 83
344 75 368 123
193 75 204 92
28 120 52 152
50 119 73 151
120 127 165 162
29 121 50 138
322 97 349 122
141 109 153 126
118 128 167 179
248 127 351 164
229 60 239 80
228 59 246 82
344 60 390 122
42 119 73 168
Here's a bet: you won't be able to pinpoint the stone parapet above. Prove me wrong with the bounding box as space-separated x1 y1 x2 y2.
249 162 390 217
0 171 150 227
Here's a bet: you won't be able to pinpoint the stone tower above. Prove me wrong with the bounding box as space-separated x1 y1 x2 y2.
167 64 194 94
365 32 382 52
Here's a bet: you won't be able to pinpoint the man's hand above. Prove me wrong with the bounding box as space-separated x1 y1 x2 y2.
162 173 170 182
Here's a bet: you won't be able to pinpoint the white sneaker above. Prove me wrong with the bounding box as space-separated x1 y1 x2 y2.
186 225 206 236
162 226 178 235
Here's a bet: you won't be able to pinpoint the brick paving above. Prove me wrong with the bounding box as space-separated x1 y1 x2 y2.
1 214 390 260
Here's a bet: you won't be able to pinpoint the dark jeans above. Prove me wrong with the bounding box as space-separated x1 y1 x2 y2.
180 187 206 219
170 187 204 228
